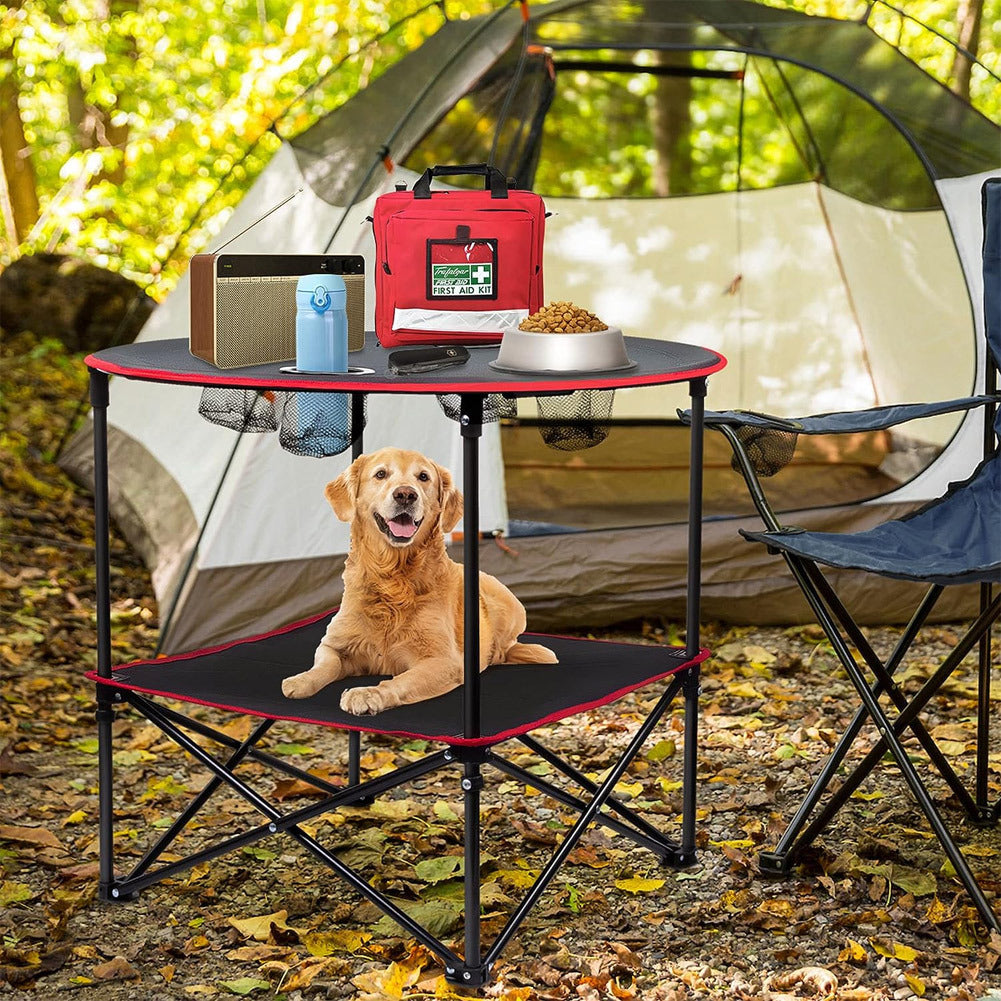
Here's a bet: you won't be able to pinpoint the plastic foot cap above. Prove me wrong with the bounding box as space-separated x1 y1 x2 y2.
759 851 793 876
101 884 140 902
664 847 698 869
444 964 491 988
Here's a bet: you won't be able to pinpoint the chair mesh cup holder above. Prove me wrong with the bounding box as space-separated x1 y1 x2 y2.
197 387 366 457
536 389 614 451
731 425 799 477
198 387 284 433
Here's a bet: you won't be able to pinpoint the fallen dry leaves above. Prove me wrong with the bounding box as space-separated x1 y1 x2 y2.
2 331 1001 999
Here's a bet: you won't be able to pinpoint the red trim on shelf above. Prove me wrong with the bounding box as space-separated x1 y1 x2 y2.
86 647 708 747
84 352 727 395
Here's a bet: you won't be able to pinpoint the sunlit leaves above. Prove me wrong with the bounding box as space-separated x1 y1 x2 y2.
5 0 463 288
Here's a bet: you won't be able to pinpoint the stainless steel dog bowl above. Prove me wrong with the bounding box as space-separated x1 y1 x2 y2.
489 327 635 373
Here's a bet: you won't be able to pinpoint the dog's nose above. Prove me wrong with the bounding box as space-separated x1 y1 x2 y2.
393 486 418 506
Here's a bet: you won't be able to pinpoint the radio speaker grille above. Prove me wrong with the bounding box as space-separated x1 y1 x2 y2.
214 275 365 368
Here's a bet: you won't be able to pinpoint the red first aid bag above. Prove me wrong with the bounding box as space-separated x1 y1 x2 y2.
372 164 545 347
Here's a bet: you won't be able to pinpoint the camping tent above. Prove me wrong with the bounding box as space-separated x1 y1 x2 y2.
62 0 1001 654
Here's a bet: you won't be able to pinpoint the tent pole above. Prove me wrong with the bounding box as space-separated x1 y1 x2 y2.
324 0 519 253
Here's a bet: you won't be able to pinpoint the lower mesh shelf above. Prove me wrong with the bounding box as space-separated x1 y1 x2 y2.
88 612 706 746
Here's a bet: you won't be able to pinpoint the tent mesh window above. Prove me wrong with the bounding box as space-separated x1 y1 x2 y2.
198 388 284 433
436 393 517 423
731 425 799 477
537 389 614 451
279 392 366 458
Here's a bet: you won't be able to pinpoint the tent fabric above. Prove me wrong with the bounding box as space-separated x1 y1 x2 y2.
294 0 1000 208
88 618 706 747
59 0 1000 653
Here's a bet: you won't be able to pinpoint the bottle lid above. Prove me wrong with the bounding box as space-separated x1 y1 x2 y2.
296 273 346 312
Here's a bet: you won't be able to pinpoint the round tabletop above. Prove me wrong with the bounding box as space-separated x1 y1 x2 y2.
86 337 725 396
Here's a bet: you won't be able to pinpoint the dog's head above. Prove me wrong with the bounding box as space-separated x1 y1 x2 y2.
324 448 463 549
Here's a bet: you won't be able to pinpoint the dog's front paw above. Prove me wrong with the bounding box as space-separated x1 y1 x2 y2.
282 671 324 699
340 686 386 715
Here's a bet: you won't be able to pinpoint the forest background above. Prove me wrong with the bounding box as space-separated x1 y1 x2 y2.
2 0 1000 301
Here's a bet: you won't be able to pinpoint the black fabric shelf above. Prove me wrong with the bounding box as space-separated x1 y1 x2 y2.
89 612 706 746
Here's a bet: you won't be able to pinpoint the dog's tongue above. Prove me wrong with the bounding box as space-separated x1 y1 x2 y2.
388 516 418 539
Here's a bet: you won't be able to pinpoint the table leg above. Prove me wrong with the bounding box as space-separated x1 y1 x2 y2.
459 393 483 975
347 393 368 796
681 378 707 861
90 370 117 900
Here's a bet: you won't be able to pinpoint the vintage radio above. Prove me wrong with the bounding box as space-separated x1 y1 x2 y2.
189 254 365 368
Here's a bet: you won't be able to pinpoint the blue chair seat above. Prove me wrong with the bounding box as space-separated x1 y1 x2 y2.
743 453 1001 586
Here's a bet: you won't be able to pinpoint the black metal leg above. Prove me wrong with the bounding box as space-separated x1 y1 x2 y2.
685 379 706 662
451 393 485 985
517 734 679 852
128 718 275 882
761 584 945 874
121 694 466 962
677 378 706 866
487 753 680 857
976 582 994 816
483 682 681 970
769 586 1001 870
773 556 1001 931
679 663 699 864
808 572 979 817
90 371 117 902
346 395 370 800
348 730 362 786
458 758 483 985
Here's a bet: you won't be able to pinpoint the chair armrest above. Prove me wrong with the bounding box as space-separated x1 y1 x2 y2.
678 394 998 534
680 395 998 435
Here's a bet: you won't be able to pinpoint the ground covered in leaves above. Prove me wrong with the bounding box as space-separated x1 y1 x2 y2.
2 332 1001 1000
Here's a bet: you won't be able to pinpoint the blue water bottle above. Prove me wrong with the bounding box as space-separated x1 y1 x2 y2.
284 274 351 456
296 274 347 372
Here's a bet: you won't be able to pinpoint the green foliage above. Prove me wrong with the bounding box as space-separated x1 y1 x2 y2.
2 0 997 298
2 0 462 294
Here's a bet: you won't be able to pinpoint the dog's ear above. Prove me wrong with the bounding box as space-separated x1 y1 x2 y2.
435 463 464 534
324 457 362 522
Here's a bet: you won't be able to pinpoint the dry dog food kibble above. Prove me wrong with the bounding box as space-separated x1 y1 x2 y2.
519 301 608 333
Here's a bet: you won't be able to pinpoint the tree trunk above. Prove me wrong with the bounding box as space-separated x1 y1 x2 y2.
650 56 692 197
0 0 39 244
949 0 983 102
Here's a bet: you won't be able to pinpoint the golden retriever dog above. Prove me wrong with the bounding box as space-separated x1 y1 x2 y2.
281 447 557 714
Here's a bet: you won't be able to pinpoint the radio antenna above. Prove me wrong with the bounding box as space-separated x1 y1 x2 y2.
210 187 304 253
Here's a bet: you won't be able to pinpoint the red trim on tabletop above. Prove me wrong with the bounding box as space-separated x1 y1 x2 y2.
86 647 708 747
84 352 728 395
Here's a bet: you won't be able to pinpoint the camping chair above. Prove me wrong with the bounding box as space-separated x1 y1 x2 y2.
690 176 1001 929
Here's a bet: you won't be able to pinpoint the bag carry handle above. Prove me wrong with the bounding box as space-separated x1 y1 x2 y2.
413 163 509 200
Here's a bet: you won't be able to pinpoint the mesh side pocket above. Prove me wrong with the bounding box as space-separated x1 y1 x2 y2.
436 394 517 423
198 388 281 433
279 392 366 458
536 390 614 451
732 426 799 476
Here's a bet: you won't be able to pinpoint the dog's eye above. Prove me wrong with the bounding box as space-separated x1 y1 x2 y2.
417 471 430 482
374 469 387 480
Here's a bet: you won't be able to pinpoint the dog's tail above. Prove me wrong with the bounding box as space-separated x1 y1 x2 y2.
503 642 558 665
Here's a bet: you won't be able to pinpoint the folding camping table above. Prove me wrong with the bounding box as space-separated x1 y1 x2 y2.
84 336 726 987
